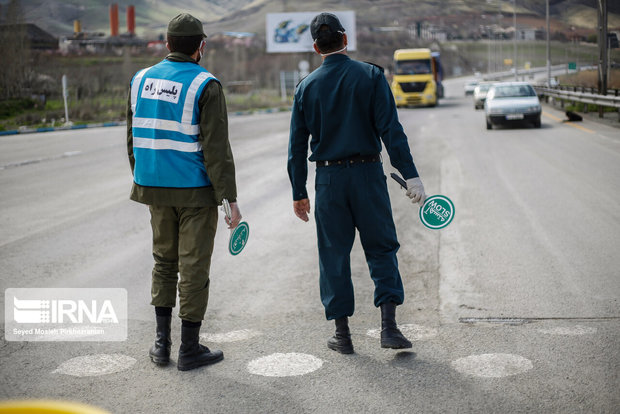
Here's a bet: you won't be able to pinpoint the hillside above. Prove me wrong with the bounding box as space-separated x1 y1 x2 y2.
2 0 619 40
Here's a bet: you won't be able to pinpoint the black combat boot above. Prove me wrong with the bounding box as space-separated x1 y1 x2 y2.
327 317 354 354
380 302 412 349
177 322 224 371
149 314 172 365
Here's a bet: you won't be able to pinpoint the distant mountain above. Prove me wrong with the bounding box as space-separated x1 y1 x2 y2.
2 0 619 39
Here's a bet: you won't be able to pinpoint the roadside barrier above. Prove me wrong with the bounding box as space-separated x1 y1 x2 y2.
0 106 291 136
0 121 125 136
534 86 620 122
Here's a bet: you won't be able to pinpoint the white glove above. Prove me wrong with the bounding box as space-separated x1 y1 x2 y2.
406 177 426 206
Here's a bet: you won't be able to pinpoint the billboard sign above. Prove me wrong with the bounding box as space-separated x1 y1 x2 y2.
266 11 356 53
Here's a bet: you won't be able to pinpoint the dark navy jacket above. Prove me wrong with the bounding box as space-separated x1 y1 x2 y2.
287 54 419 201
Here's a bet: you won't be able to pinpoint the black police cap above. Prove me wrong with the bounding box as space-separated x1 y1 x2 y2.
310 12 345 40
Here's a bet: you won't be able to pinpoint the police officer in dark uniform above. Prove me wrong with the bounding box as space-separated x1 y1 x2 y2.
287 13 427 354
127 13 241 371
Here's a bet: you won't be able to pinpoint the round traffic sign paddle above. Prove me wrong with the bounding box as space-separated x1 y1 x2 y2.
222 199 249 255
419 195 455 229
229 221 249 256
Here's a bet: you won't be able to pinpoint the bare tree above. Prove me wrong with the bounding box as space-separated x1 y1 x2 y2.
0 0 30 100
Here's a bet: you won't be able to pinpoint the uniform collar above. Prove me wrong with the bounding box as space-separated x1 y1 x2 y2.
322 53 350 65
165 52 198 63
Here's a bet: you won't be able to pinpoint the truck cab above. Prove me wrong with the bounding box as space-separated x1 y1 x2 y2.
391 48 439 107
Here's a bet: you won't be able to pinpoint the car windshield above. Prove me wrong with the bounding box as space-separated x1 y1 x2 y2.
492 85 536 98
479 83 492 92
395 59 431 75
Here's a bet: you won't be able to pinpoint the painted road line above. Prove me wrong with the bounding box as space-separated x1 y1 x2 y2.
247 353 324 377
542 111 595 134
53 354 136 377
451 353 533 378
0 122 126 136
0 150 83 170
200 329 262 343
366 324 438 341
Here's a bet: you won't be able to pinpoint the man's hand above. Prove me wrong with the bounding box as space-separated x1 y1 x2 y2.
293 199 311 222
226 202 242 229
406 177 427 206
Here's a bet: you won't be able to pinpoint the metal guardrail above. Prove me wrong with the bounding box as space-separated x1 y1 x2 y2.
482 64 567 81
548 85 620 96
535 87 620 108
534 86 620 121
480 63 620 121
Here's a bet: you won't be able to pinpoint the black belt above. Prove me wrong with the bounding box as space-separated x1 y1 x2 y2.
316 154 381 167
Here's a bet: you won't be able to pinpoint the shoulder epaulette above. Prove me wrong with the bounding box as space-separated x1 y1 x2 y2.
363 61 384 74
296 75 308 88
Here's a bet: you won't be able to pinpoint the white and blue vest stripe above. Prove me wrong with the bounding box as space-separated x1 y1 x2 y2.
130 60 216 188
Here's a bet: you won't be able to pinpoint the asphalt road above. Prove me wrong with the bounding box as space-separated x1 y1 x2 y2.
1 77 619 413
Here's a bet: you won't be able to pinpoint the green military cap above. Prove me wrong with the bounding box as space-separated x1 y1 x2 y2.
167 13 207 38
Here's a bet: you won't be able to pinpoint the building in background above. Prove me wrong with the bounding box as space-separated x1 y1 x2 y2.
0 23 58 50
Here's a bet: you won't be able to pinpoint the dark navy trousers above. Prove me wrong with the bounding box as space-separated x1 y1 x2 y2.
314 161 405 320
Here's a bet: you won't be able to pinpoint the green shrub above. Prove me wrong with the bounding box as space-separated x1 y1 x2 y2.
563 101 616 114
45 100 64 111
0 99 35 119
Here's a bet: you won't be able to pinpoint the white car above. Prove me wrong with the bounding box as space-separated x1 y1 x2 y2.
484 82 541 129
473 82 494 110
464 80 478 95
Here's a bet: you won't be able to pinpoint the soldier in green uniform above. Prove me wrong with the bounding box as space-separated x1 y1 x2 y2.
127 13 241 371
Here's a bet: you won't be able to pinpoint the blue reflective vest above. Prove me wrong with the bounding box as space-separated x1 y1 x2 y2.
130 60 216 188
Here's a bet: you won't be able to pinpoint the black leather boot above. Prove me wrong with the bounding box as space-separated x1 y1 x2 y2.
177 324 224 371
149 315 172 365
327 317 354 354
380 302 412 349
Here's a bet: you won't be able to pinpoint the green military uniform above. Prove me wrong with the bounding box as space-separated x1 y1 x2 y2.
127 53 237 322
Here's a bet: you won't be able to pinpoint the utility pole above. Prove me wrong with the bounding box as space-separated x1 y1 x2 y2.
62 74 70 126
546 0 551 85
487 27 492 74
597 0 607 118
513 0 517 80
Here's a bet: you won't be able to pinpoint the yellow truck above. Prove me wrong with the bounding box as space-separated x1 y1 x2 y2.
391 48 443 107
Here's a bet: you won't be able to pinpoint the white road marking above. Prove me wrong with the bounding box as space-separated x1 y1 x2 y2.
200 329 262 343
366 324 438 341
0 150 82 170
52 354 136 377
451 353 533 378
537 325 597 335
247 353 324 377
63 151 82 157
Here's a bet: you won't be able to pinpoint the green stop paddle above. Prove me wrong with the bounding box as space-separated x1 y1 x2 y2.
390 173 455 230
222 199 249 255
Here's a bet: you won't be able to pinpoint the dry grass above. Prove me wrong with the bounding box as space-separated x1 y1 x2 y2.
558 69 620 90
565 5 620 29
